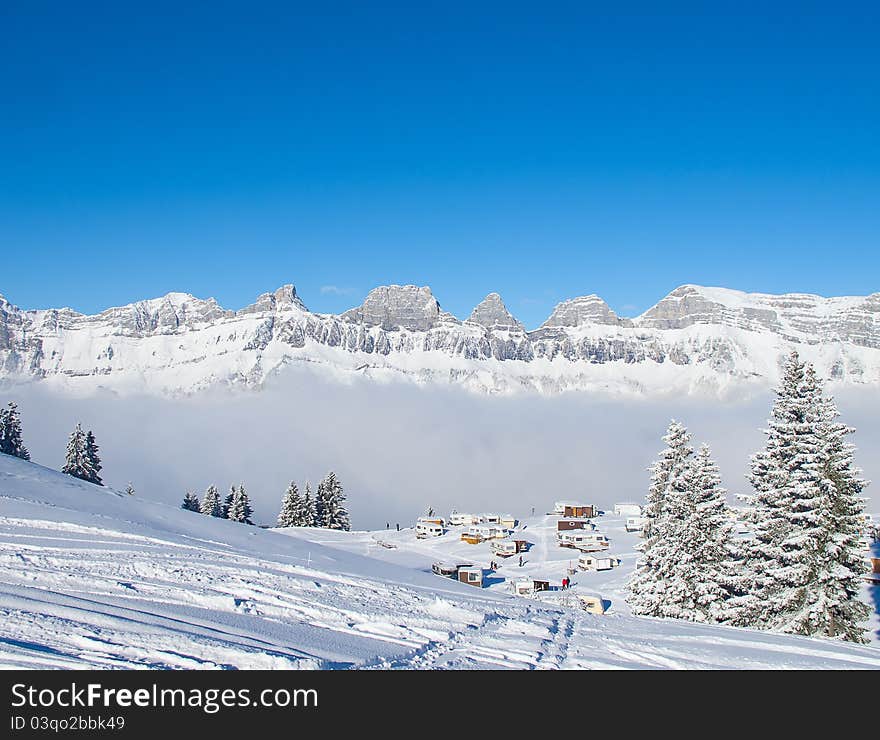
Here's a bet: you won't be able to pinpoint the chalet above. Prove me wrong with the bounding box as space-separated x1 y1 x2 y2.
458 566 484 588
577 594 607 615
557 531 610 552
557 518 592 531
564 505 596 518
578 554 618 571
491 539 529 557
613 503 642 517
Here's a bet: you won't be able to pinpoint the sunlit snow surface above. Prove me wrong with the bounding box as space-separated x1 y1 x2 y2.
1 454 878 669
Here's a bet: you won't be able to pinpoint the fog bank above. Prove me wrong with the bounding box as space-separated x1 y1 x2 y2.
5 374 878 529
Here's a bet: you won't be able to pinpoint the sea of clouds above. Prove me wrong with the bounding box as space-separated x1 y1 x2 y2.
6 372 879 530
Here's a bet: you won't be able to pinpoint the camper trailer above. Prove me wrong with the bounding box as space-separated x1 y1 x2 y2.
457 567 484 588
416 519 444 539
461 524 508 544
577 594 607 615
564 505 596 518
478 513 502 525
625 516 647 533
448 512 477 526
558 531 610 552
578 554 618 571
499 514 517 528
554 500 592 516
613 503 642 517
491 539 529 557
432 561 474 578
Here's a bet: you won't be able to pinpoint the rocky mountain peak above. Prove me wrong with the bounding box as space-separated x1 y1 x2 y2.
541 295 628 328
467 293 524 331
341 285 446 331
239 284 307 315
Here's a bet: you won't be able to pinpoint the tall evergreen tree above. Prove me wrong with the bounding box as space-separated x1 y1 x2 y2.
200 485 223 517
665 444 737 623
0 402 30 460
61 424 91 482
227 484 254 525
727 352 869 641
222 489 236 519
181 491 201 511
315 472 350 531
628 421 695 617
277 481 308 527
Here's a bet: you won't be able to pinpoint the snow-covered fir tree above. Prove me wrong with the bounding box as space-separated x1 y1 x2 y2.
277 481 312 527
627 420 694 617
61 424 93 483
726 352 869 642
227 485 254 525
181 491 200 511
82 430 103 485
0 402 30 460
808 367 872 642
314 472 350 530
302 482 316 527
222 489 235 519
666 444 737 623
200 485 223 517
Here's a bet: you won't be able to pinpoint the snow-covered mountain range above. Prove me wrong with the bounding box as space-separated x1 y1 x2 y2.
1 283 878 396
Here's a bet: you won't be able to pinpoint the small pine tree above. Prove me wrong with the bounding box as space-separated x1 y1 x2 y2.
222 489 236 519
315 472 350 531
227 484 254 525
181 491 200 511
0 402 30 460
302 482 316 527
200 485 223 517
277 481 304 527
61 423 91 482
83 430 103 486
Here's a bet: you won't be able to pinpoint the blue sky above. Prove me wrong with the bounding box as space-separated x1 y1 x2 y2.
1 2 878 328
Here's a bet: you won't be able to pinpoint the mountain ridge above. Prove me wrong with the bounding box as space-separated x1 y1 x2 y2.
1 282 878 396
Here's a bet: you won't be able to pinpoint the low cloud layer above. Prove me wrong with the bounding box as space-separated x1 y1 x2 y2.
5 374 878 529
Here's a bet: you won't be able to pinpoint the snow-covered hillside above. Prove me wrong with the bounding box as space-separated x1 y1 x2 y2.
1 454 878 669
1 283 879 397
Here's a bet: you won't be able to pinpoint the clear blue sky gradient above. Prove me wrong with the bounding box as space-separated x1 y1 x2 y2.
1 2 878 328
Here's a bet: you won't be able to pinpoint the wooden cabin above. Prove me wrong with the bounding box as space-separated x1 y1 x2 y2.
564 505 596 518
458 567 484 588
557 518 591 531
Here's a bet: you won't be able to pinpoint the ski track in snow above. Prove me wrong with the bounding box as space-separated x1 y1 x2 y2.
0 455 878 670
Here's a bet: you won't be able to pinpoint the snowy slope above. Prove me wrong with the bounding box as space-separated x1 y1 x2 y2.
1 283 878 397
1 454 878 669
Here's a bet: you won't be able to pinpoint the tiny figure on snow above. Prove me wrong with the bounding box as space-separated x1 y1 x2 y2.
518 555 523 567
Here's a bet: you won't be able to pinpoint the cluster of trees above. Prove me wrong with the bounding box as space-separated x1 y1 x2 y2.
277 472 350 531
0 402 30 460
62 423 104 486
182 485 254 525
629 352 870 643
